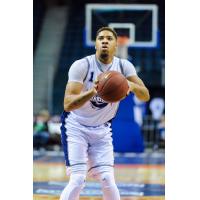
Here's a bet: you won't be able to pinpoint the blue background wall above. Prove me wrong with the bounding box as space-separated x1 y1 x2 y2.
112 93 145 152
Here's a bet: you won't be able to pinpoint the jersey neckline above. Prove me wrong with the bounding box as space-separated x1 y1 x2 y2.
95 55 114 72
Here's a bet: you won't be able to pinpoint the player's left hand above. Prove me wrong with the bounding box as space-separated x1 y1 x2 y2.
127 80 133 96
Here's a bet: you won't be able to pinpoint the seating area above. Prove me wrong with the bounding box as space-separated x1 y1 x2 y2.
53 6 94 114
33 0 46 53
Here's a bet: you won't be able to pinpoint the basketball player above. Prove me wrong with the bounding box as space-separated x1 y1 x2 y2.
60 27 150 200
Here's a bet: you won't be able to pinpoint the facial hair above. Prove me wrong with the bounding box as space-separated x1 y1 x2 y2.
100 52 109 61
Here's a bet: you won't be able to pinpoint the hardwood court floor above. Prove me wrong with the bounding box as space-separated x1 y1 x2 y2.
33 163 164 184
33 195 164 200
33 151 165 200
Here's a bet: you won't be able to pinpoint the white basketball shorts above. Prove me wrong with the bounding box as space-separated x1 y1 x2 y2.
60 112 114 177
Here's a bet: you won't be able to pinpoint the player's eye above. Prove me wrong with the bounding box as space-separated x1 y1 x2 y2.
107 37 113 41
98 36 104 40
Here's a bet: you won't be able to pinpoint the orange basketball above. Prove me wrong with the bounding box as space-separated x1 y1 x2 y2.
97 71 129 102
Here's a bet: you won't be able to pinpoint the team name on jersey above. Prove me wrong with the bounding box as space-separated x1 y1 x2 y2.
90 95 108 110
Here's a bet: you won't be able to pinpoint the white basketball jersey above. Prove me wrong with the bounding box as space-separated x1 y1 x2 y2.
67 54 135 126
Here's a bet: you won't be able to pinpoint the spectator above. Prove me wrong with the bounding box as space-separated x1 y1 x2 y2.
149 97 165 121
158 115 165 141
149 97 165 150
33 109 50 150
133 95 147 127
47 115 62 150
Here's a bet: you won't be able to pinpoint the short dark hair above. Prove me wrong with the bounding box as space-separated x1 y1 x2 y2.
96 27 118 40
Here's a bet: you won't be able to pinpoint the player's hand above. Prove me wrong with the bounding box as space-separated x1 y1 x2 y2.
94 79 99 85
92 79 99 94
127 80 133 96
119 80 132 100
93 73 105 93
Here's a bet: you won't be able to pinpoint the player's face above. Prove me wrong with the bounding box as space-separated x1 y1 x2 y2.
95 30 117 59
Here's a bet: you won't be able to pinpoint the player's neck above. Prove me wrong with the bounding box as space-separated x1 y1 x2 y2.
96 53 114 64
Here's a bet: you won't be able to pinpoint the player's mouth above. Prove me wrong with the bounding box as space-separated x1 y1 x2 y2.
102 45 109 50
102 45 108 49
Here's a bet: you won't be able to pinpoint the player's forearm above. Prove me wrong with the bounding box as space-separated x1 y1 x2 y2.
128 81 150 102
64 88 96 112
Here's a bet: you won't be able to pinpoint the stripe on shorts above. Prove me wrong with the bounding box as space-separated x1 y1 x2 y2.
88 164 114 172
60 111 70 166
70 163 87 167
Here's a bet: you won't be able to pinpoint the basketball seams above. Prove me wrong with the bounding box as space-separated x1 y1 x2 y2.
101 78 128 102
96 70 129 102
97 72 123 95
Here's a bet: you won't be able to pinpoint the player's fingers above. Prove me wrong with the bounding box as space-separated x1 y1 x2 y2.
126 80 136 95
95 82 99 90
94 79 99 84
93 86 98 94
126 80 131 96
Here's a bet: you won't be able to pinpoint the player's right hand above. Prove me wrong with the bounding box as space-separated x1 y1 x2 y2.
93 79 99 94
126 80 134 96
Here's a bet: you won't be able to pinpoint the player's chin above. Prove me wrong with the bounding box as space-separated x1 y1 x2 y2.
100 51 109 59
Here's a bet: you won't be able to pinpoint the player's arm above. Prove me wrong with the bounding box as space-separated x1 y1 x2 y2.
63 59 97 112
122 59 150 102
64 82 97 112
127 75 150 102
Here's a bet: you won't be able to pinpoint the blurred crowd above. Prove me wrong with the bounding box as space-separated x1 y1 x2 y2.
33 104 165 151
33 110 61 151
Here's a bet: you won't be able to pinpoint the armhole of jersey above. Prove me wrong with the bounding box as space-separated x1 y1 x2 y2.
83 57 90 82
119 59 125 76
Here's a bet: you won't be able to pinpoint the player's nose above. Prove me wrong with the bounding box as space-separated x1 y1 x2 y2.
102 39 108 44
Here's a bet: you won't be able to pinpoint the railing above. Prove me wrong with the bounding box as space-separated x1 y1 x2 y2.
141 115 165 150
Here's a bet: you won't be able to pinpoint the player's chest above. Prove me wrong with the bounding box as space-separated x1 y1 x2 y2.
85 64 121 87
83 68 100 90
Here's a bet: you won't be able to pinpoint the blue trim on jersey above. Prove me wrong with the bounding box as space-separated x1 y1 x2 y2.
95 55 113 72
60 111 70 166
119 58 124 75
83 57 90 82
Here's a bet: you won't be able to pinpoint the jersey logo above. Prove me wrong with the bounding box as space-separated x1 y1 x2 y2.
90 95 108 110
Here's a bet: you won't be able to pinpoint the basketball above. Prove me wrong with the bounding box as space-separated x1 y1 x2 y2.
97 71 129 102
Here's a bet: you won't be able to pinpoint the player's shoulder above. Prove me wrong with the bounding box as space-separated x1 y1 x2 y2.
85 54 96 62
114 57 137 76
113 56 134 66
69 55 95 74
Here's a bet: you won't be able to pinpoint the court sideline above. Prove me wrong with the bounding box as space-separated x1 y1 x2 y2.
33 150 165 200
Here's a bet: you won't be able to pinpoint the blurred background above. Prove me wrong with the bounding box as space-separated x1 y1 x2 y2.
33 0 165 153
33 0 165 151
33 0 165 199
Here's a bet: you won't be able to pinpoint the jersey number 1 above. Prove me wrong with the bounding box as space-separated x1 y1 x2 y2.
89 72 94 82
